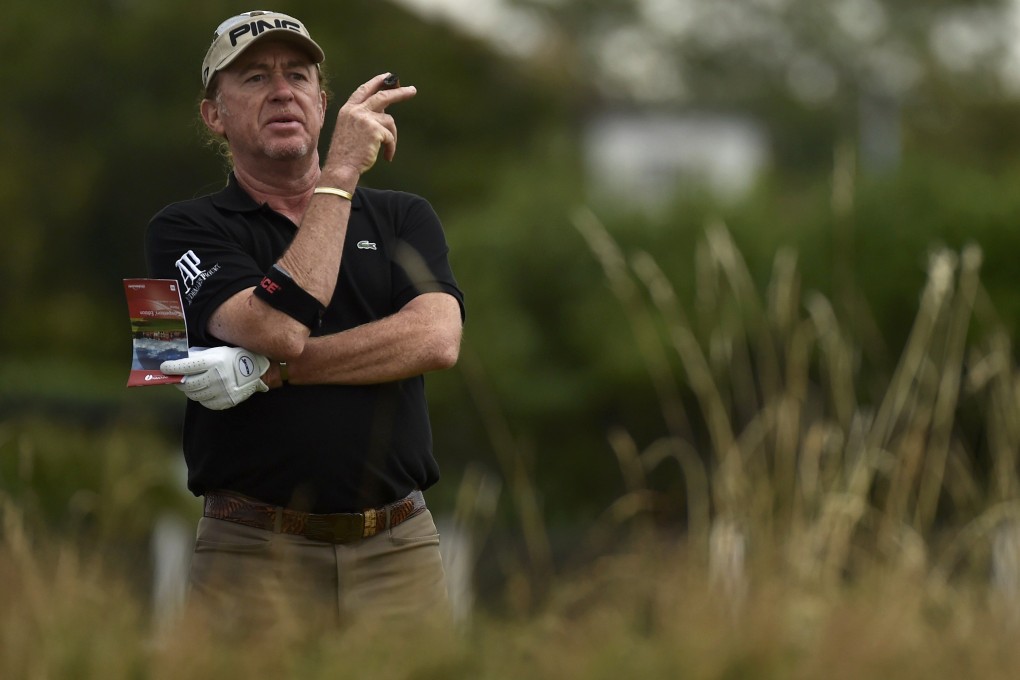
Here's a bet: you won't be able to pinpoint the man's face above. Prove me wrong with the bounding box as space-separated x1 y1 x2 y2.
202 41 326 164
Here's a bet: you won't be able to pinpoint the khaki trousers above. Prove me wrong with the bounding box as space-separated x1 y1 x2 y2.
187 506 451 633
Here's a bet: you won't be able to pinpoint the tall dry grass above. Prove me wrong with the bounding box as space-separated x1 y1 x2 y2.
563 196 1020 674
6 195 1020 675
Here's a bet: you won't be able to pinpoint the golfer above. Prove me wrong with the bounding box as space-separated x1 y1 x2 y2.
145 10 465 629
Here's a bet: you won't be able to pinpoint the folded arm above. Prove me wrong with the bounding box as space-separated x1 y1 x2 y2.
204 73 418 361
166 291 463 403
267 292 462 387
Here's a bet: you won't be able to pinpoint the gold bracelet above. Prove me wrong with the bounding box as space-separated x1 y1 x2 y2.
313 186 354 201
278 361 290 386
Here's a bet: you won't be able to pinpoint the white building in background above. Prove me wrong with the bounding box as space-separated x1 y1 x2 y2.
583 111 771 214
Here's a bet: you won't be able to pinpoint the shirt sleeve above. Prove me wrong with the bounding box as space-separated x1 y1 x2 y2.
144 203 267 347
391 196 466 322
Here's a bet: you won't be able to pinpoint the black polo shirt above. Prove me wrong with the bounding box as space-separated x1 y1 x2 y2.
145 174 464 513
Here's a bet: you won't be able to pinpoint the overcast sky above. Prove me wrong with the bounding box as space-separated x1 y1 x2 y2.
391 0 549 56
393 0 1020 97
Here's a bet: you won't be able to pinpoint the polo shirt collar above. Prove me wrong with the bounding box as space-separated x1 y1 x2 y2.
211 172 361 212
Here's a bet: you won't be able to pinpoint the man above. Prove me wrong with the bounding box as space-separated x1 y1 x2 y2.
145 10 465 629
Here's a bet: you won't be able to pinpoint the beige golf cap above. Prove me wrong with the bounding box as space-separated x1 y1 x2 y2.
202 10 325 90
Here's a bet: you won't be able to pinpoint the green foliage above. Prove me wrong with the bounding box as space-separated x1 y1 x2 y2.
429 142 1020 529
0 418 195 542
8 5 1020 674
10 0 1020 543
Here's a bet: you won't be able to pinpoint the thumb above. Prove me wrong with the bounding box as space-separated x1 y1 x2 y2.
254 353 270 377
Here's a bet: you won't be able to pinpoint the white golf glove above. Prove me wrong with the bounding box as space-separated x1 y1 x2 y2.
160 346 270 411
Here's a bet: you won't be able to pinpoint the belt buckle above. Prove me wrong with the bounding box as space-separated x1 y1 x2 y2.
304 512 365 543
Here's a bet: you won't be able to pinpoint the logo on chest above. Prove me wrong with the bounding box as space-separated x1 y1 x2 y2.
357 240 377 251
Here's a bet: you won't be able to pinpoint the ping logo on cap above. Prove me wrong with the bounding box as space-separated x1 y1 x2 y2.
224 16 304 47
202 10 325 89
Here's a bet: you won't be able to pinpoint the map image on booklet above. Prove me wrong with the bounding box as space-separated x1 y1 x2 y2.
124 278 188 386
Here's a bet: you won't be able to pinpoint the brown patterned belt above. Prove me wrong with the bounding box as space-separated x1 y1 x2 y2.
203 489 426 544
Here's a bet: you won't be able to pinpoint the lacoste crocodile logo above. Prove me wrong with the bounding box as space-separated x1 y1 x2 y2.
357 241 377 250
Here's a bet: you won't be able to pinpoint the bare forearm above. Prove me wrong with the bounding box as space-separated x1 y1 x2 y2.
202 74 416 361
208 184 355 359
276 167 358 305
283 293 462 386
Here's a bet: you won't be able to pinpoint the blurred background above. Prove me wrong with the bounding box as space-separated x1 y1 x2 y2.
6 0 1020 618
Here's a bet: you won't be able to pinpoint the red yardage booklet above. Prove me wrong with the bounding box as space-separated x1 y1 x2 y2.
124 278 188 387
